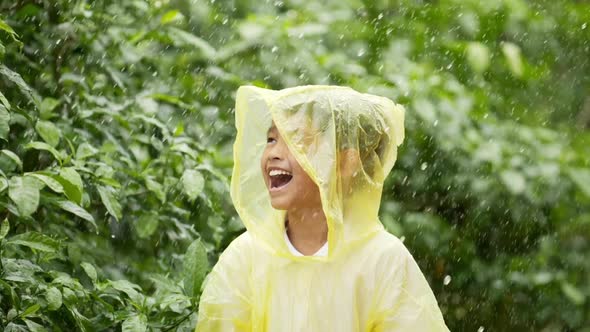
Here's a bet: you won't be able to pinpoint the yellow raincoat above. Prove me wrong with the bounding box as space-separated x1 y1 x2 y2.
195 85 450 331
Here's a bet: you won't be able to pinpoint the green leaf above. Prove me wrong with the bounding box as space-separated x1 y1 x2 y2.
35 120 61 147
287 23 328 37
466 42 490 73
136 96 158 114
238 22 266 42
168 27 217 59
135 213 159 239
8 176 40 217
110 280 143 303
1 149 22 170
561 282 585 305
25 173 64 193
97 186 122 221
182 238 209 298
568 167 590 198
4 322 25 332
0 18 17 38
502 42 524 78
25 319 48 332
181 169 204 201
500 170 526 195
8 232 59 253
148 274 183 294
0 218 9 240
0 105 9 140
75 143 98 160
145 177 165 203
25 141 62 163
122 314 147 332
39 97 59 119
98 177 121 188
161 10 182 24
57 167 83 204
131 114 171 138
52 274 82 290
19 304 40 318
0 65 37 104
80 262 98 283
159 293 191 313
149 93 193 110
171 143 198 159
0 90 10 110
56 200 96 230
0 175 7 193
46 287 63 311
67 306 92 332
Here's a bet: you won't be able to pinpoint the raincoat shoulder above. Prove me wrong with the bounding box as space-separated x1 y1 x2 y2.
195 232 254 332
369 231 450 332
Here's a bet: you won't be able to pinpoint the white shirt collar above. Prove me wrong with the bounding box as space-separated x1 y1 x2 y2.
284 231 328 257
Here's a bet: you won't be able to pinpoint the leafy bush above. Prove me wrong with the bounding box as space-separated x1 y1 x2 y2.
0 0 589 331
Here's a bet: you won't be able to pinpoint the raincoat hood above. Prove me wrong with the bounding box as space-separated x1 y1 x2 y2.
231 85 405 260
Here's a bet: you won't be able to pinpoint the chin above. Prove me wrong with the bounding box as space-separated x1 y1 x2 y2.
270 198 291 210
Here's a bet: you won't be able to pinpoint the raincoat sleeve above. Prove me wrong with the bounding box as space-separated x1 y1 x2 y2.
371 241 450 332
195 233 252 332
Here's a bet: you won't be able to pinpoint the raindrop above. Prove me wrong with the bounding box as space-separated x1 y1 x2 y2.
271 46 278 53
357 49 365 57
582 23 587 30
433 120 438 127
420 162 428 170
477 327 485 332
443 275 452 285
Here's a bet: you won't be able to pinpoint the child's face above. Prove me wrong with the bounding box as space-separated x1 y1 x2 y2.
260 124 322 211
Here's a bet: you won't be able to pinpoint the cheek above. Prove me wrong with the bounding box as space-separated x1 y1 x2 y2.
291 161 318 194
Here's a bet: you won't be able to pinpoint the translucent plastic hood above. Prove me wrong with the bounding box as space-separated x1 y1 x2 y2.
231 85 405 260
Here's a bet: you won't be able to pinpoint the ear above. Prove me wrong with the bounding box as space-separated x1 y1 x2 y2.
339 148 361 179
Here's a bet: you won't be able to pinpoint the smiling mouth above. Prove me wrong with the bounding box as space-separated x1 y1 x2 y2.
269 170 293 191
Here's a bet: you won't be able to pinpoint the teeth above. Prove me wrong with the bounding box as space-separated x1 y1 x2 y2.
269 169 291 176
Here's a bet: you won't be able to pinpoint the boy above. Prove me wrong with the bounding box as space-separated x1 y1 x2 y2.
195 85 449 331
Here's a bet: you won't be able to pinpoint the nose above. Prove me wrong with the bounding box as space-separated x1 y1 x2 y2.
267 140 286 161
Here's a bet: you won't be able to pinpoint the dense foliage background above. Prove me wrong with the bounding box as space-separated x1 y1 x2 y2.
1 0 589 331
